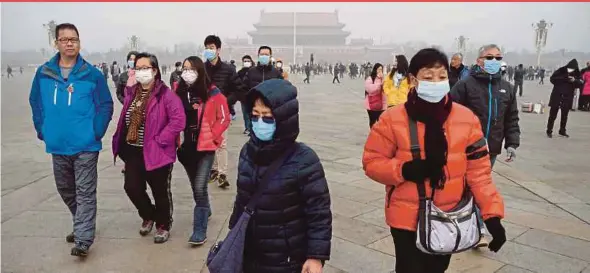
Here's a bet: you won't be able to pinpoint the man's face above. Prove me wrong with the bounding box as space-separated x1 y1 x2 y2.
477 47 502 68
205 43 219 57
56 28 80 58
258 48 271 57
451 55 462 68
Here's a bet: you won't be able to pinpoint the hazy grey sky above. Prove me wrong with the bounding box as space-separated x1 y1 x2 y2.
2 2 589 53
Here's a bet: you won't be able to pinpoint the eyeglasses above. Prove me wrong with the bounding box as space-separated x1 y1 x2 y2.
57 37 80 44
251 115 275 124
480 56 503 61
135 67 153 72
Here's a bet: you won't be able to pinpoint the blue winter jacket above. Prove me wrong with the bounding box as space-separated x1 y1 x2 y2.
29 54 114 155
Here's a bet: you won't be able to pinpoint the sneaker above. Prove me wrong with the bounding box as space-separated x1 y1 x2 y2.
66 232 75 243
231 115 237 121
71 243 90 257
209 170 219 184
559 132 570 138
243 129 250 135
154 226 170 244
217 174 230 189
546 131 553 138
475 236 489 248
139 220 154 236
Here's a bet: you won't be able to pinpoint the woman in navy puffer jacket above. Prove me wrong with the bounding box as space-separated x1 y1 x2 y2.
229 79 332 273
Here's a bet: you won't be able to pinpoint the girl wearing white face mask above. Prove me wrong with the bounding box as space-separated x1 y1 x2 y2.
363 48 506 273
112 52 186 244
383 55 411 108
175 56 231 246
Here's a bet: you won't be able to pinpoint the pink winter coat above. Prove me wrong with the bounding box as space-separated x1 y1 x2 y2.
582 71 590 96
364 76 387 110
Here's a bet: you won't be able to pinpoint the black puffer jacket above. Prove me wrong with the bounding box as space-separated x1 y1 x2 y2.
243 64 284 91
450 65 520 155
549 59 583 109
205 58 246 98
229 79 332 273
169 69 181 88
115 71 130 104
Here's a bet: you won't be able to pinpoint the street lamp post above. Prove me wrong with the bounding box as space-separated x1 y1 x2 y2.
43 20 57 51
293 11 297 65
532 19 552 67
128 35 140 51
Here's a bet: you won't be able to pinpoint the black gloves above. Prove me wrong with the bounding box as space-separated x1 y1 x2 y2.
484 217 506 252
402 159 427 183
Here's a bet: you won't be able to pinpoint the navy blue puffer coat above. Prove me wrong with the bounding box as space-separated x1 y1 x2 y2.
228 79 332 273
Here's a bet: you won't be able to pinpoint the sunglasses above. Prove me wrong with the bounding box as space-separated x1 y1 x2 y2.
251 115 275 124
481 56 503 61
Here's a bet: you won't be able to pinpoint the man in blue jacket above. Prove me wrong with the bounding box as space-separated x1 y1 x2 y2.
29 23 113 257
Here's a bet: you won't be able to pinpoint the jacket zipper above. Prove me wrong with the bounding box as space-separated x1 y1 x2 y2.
67 83 73 106
282 224 292 264
53 82 58 105
386 186 395 208
485 77 493 139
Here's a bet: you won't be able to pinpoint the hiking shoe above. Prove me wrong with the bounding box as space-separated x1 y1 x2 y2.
209 170 219 184
475 236 489 248
71 243 90 257
559 132 570 138
139 220 154 236
217 174 230 189
66 232 75 243
154 226 170 244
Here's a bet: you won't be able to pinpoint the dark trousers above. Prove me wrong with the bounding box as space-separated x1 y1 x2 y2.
539 77 544 84
579 95 590 111
122 144 174 230
52 151 99 246
391 228 451 273
179 147 215 209
514 81 523 96
547 106 570 134
303 74 310 84
367 110 384 128
332 75 340 83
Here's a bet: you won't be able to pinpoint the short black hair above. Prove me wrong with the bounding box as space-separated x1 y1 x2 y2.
55 23 79 39
258 46 272 55
127 51 139 61
242 55 253 62
134 52 162 81
175 61 182 67
408 48 449 77
204 35 222 49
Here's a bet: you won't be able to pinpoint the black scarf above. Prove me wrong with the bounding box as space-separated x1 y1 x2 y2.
404 91 453 189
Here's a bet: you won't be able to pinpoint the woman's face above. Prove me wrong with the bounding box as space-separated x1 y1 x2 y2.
129 54 136 62
252 98 273 118
411 64 448 86
377 66 383 77
135 57 156 83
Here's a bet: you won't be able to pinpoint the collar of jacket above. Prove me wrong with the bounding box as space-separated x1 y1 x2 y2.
256 63 274 72
128 79 167 98
42 53 90 82
206 57 223 71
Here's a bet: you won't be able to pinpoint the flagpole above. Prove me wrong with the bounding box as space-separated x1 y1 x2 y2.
293 11 297 65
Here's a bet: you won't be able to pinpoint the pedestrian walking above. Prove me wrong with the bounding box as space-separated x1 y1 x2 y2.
6 65 13 78
112 52 185 244
546 59 583 138
578 61 590 111
539 67 546 85
226 79 332 273
449 53 470 88
383 55 411 108
363 48 506 273
275 58 288 80
175 56 230 245
303 62 311 84
332 63 340 83
513 64 525 96
237 55 253 135
365 63 386 128
29 23 114 257
111 61 121 84
116 51 138 104
169 61 182 88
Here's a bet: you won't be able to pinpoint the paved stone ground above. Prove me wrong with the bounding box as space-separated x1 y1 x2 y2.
2 72 590 273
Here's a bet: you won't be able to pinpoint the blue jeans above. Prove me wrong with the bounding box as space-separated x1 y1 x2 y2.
52 151 99 246
182 150 215 209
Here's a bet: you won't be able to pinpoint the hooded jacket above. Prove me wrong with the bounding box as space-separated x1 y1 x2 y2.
449 64 470 88
229 79 331 273
29 53 114 155
450 65 520 155
549 59 583 108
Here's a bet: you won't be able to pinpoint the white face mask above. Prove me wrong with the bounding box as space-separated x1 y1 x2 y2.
135 70 154 85
567 68 574 73
243 61 252 68
277 63 283 68
416 80 450 103
181 70 198 84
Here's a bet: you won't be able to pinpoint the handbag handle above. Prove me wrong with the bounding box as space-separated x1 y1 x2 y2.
244 144 298 215
408 118 428 202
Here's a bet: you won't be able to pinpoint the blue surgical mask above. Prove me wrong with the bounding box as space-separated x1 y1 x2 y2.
251 116 276 141
127 60 135 69
483 59 501 74
258 55 270 66
416 80 450 103
203 49 217 62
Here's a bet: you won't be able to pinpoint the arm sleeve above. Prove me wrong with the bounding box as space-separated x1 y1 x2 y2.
230 68 248 97
503 86 521 149
29 69 44 140
229 146 248 229
362 113 405 186
93 73 114 140
550 70 568 84
155 91 186 146
115 75 126 104
298 147 332 261
450 79 467 105
382 77 394 98
465 115 505 220
210 96 231 141
364 78 382 95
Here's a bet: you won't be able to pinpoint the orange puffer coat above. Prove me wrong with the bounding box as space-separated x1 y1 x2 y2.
362 102 504 231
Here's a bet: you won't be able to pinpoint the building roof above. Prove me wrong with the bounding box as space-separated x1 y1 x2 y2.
254 10 345 28
248 28 350 36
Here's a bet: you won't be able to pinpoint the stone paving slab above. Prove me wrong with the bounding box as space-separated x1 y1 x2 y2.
2 74 590 272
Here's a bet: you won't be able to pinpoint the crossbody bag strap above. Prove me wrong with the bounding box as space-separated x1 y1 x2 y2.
408 118 432 251
244 144 298 215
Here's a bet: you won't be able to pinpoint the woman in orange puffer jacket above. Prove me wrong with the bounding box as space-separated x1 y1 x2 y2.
362 48 506 273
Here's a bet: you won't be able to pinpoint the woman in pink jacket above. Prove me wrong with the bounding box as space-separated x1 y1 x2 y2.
365 63 387 128
581 67 590 111
174 56 231 246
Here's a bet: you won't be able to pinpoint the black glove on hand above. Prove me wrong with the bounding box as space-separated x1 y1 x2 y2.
484 217 506 252
401 159 427 183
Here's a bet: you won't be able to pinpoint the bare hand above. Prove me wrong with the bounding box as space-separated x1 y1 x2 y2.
301 259 323 273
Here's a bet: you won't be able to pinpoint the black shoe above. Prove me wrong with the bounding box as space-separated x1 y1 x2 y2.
217 174 230 189
559 132 570 138
66 232 75 243
546 131 553 138
71 243 89 257
209 170 219 184
243 129 250 135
